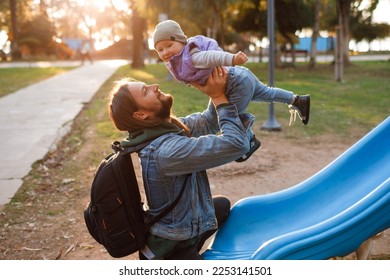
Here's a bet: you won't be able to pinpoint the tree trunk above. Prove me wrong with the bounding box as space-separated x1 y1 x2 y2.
10 0 20 59
219 13 225 47
210 3 219 40
339 0 351 66
131 9 145 69
335 2 344 82
309 0 321 69
289 37 296 66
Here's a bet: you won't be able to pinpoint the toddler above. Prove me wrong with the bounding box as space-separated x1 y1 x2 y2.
153 20 310 162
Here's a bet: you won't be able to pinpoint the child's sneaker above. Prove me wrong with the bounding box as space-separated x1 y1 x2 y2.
288 95 310 125
236 136 261 162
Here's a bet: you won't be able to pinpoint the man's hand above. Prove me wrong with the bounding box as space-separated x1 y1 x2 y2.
232 51 248 66
191 66 229 107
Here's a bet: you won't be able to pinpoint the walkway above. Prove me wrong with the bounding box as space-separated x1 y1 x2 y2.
0 60 129 208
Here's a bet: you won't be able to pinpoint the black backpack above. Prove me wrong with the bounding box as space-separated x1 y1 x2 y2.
83 141 187 258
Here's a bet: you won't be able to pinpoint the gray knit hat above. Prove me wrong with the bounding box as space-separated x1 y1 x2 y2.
153 20 188 48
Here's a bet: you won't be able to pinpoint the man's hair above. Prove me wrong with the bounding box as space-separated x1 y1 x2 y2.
108 78 190 135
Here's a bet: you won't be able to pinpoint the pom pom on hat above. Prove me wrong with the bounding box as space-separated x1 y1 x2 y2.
153 20 187 48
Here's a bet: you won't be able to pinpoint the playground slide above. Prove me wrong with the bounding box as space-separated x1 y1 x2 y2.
203 117 390 260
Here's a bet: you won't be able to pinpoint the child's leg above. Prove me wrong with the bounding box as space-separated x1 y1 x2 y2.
226 67 255 114
237 67 311 125
226 67 310 125
226 67 294 111
246 69 295 104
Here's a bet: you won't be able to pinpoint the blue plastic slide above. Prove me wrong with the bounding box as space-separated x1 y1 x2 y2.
203 117 390 260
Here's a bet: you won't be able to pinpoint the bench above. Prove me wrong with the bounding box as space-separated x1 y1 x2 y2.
282 49 308 66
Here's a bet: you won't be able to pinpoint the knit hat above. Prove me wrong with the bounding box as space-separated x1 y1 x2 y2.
153 20 188 48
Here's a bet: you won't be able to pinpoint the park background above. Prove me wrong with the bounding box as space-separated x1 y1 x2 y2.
0 0 389 260
1 0 390 65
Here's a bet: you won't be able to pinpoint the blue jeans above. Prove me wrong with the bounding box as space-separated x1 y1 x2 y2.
226 66 295 141
226 66 294 112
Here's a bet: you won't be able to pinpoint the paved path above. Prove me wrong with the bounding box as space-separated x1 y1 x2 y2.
0 60 129 207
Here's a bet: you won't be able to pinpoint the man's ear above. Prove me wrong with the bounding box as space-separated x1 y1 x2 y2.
133 111 149 120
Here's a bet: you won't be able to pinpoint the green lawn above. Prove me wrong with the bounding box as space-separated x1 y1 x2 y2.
116 61 389 140
1 61 388 141
0 67 76 98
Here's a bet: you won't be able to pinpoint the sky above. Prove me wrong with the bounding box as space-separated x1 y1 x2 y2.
353 0 390 51
371 0 390 24
373 0 390 24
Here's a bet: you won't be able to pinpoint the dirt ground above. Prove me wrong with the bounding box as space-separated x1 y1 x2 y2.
0 124 389 260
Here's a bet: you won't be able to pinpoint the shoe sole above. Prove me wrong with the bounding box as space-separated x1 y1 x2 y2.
235 139 261 162
303 96 310 125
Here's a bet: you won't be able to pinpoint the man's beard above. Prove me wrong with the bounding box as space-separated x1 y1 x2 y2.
155 94 173 120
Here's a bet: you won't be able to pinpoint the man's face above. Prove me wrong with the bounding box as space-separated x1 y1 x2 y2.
128 82 173 120
155 40 185 62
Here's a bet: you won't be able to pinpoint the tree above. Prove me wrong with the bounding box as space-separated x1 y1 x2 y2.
230 0 267 36
9 0 20 58
336 0 380 65
351 22 390 50
142 0 234 46
349 0 389 51
230 0 313 67
275 0 313 66
18 6 56 56
47 0 132 47
338 0 350 66
6 0 36 59
309 0 322 69
335 0 344 81
130 1 146 68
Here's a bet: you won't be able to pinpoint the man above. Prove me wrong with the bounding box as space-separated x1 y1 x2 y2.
80 40 93 65
108 67 253 259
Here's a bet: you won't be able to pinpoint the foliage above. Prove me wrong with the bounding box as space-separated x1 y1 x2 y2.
350 2 390 47
0 0 34 33
230 0 267 36
275 0 314 39
229 0 313 43
352 22 390 44
1 0 389 61
49 0 132 40
140 0 235 44
18 10 56 56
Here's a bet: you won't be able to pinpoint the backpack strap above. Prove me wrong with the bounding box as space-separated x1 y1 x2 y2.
111 140 189 228
112 140 151 154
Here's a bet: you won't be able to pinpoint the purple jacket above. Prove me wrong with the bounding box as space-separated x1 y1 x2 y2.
167 35 223 86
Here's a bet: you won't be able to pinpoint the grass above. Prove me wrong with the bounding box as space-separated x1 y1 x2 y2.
246 61 389 139
1 61 388 142
110 61 389 141
0 67 76 98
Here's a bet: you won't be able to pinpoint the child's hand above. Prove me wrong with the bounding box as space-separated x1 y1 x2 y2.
233 51 248 65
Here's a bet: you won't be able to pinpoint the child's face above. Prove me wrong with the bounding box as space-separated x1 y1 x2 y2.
155 40 185 62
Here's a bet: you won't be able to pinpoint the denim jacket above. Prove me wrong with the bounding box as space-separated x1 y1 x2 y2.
138 103 254 240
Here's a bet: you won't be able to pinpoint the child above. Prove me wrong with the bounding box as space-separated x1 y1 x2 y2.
152 20 310 162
